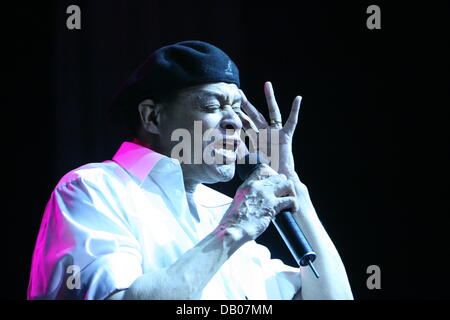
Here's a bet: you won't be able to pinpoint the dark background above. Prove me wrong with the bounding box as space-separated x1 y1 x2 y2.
5 0 448 300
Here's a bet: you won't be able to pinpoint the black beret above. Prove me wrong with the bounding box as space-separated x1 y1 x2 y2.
109 40 240 122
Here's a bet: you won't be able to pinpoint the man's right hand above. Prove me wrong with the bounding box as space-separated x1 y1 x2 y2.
216 164 298 243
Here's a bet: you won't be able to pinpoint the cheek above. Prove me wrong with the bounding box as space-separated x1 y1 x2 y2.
165 108 223 146
194 114 223 143
161 111 197 138
199 114 222 130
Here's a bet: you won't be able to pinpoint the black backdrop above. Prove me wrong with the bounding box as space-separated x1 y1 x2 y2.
5 0 449 300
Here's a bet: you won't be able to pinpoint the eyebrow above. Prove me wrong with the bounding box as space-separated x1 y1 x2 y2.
194 89 242 104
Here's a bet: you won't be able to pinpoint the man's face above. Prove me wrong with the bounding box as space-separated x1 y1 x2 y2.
158 82 244 185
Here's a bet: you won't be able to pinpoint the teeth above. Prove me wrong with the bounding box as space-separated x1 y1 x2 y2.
212 138 239 161
215 148 236 159
219 141 237 151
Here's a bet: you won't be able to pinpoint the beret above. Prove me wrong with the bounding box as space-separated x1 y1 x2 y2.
109 40 240 122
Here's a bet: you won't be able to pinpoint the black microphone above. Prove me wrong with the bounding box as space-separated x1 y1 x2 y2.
236 154 320 278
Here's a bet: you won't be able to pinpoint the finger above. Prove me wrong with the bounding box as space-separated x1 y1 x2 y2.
238 110 260 133
275 197 298 214
283 96 302 134
263 173 287 184
264 82 282 127
240 89 268 127
240 90 268 127
274 180 296 197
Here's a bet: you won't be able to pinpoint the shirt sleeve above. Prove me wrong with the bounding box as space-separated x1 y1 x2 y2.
28 176 143 300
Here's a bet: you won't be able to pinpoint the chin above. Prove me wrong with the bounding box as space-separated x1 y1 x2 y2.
207 162 236 183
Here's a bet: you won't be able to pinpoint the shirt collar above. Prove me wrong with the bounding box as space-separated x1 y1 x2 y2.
112 141 233 208
112 141 176 184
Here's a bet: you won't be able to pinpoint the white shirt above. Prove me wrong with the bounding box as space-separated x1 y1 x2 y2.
28 141 301 300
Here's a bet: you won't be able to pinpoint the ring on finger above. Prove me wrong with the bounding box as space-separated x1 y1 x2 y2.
270 119 282 125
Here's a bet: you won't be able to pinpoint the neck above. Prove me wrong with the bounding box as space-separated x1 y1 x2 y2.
132 137 155 150
133 135 172 157
184 177 198 195
184 178 201 222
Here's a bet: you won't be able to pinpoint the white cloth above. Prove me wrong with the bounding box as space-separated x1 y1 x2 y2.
28 141 301 300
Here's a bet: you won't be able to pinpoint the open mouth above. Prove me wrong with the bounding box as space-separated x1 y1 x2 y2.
213 138 240 163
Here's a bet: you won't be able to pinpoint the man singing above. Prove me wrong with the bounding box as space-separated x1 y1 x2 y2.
28 40 353 300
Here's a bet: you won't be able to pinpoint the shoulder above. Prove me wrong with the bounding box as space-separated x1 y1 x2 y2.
52 161 136 207
55 161 127 191
48 161 137 221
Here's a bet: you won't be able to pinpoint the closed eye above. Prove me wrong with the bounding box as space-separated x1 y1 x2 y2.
202 104 241 112
202 104 221 111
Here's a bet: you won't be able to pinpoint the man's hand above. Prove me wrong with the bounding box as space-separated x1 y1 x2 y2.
216 165 298 243
237 82 314 218
238 81 302 179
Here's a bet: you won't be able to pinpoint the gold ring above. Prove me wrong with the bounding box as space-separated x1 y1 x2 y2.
270 119 282 125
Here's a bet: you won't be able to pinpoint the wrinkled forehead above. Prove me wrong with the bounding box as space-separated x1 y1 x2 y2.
179 82 241 102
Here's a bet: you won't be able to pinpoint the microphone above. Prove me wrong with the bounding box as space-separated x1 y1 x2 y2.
236 154 320 278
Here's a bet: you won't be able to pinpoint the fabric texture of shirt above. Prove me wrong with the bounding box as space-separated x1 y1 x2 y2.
28 141 301 300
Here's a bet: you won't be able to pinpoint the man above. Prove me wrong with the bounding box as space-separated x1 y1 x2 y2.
28 40 353 300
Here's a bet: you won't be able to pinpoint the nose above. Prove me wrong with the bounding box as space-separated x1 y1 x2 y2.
220 106 243 132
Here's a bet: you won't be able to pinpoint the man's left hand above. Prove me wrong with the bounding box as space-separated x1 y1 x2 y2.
238 81 302 179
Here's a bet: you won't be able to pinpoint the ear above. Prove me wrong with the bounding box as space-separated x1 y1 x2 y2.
138 99 161 135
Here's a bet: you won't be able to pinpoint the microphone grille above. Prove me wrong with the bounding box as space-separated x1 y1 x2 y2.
236 153 267 181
